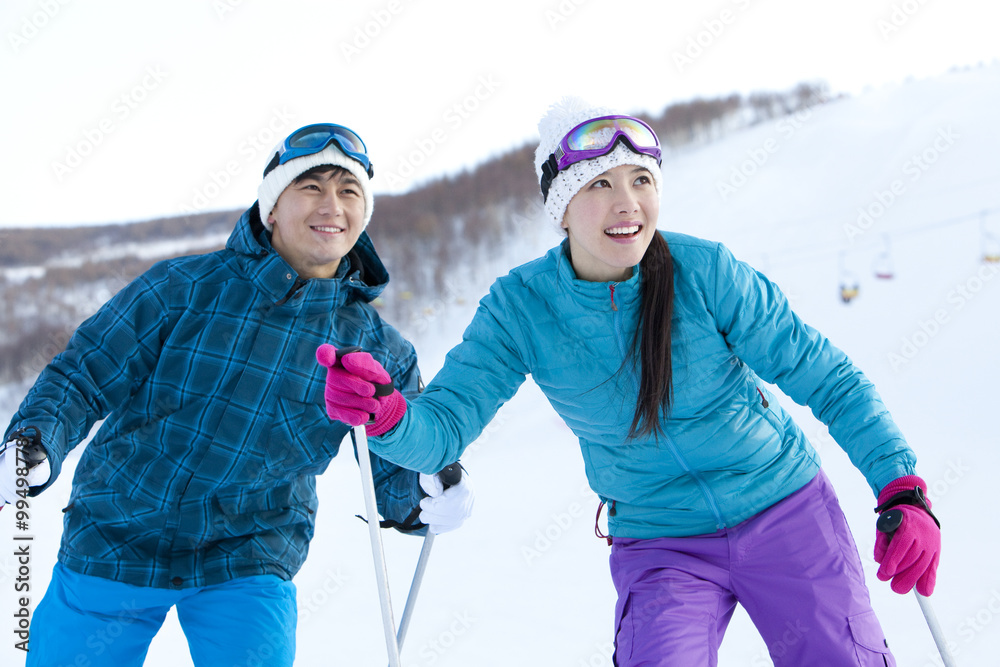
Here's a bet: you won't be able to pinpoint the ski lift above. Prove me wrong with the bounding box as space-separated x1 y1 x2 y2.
838 251 860 304
981 211 1000 263
872 235 895 280
839 281 860 303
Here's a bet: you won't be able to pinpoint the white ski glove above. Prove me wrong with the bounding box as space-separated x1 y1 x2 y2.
0 439 51 506
418 470 474 535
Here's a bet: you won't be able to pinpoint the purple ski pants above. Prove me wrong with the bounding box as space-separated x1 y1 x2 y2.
609 471 895 666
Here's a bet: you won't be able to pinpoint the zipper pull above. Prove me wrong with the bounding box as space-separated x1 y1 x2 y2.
609 283 618 312
756 386 769 408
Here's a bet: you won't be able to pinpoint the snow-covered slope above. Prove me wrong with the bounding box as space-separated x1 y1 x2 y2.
3 64 999 666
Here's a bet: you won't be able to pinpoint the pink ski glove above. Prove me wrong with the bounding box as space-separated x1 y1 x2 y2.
874 475 941 596
315 344 407 437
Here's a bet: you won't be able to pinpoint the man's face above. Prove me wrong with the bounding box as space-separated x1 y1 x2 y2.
268 168 366 280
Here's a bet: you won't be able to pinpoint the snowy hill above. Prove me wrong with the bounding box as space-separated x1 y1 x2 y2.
3 64 1000 665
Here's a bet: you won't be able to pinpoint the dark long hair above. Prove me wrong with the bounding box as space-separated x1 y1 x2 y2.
628 232 675 439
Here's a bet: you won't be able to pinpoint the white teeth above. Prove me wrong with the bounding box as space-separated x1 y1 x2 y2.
606 225 640 235
313 226 342 233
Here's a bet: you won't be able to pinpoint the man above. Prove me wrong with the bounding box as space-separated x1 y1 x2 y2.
0 123 473 666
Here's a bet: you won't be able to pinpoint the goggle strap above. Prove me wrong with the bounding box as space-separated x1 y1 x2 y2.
262 141 376 180
540 154 559 202
262 152 281 178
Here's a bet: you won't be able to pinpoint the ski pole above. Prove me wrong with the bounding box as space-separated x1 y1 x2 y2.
339 346 403 666
354 420 402 667
877 509 957 667
395 462 463 651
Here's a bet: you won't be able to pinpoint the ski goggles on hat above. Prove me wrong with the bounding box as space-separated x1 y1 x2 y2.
540 115 661 200
263 123 374 179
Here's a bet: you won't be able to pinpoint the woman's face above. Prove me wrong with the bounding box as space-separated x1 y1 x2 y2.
561 164 659 282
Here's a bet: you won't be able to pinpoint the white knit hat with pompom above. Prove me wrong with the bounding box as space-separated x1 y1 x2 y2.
534 97 662 227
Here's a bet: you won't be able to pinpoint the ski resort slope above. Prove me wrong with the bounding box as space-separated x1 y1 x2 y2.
2 64 999 666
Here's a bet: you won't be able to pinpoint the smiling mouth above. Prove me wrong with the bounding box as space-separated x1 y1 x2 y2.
605 224 642 239
312 225 344 234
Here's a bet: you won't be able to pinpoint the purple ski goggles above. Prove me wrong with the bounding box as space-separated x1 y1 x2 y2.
540 115 661 200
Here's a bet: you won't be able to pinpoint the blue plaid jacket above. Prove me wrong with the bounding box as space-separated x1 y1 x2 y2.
5 205 425 589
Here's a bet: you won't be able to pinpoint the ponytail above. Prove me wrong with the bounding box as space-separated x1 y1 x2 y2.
628 232 674 438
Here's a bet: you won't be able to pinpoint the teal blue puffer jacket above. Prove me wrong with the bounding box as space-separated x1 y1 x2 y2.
370 231 916 538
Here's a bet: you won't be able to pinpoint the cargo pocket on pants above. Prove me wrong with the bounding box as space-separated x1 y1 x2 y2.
848 610 894 666
613 590 634 666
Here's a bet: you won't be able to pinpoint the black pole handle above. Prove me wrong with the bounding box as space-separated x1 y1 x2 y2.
876 508 904 537
437 462 463 490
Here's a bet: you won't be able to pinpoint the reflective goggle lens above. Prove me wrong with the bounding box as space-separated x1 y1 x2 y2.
564 117 658 152
287 125 367 155
540 115 661 201
267 123 374 179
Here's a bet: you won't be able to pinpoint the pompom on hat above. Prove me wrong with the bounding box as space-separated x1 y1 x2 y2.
257 140 375 233
534 97 662 227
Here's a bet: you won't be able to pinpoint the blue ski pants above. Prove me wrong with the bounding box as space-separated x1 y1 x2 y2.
27 563 296 667
610 470 896 666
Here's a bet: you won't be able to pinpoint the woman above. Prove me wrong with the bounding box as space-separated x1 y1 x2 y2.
317 99 940 665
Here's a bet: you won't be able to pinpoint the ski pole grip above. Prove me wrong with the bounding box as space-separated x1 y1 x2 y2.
437 462 463 490
335 346 395 424
876 508 904 538
335 346 395 397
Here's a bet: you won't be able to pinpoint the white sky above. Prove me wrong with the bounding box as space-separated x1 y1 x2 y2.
2 0 998 228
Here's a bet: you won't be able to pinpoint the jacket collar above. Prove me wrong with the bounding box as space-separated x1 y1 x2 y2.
555 239 642 311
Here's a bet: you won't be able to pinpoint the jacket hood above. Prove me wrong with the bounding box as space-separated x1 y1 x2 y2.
225 202 390 303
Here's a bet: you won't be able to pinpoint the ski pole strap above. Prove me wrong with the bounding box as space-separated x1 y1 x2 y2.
364 463 464 533
355 512 427 533
874 486 941 528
